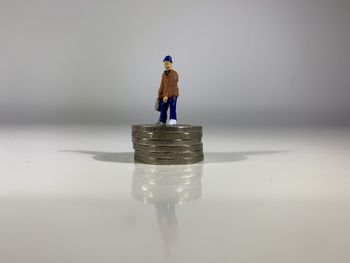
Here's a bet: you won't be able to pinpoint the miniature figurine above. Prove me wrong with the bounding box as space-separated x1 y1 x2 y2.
155 55 179 126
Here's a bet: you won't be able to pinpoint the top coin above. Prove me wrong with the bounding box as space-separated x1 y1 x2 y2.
132 124 202 133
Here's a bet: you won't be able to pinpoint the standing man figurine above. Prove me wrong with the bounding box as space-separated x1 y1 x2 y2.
156 55 179 126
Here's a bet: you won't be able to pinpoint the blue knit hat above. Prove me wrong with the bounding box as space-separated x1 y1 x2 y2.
163 55 173 63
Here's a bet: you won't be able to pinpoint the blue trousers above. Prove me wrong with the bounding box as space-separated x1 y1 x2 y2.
159 96 178 123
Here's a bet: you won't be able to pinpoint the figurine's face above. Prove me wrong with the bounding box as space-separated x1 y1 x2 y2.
164 61 172 70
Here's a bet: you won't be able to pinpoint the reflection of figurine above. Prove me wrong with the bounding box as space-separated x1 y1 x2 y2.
132 163 203 254
155 55 179 126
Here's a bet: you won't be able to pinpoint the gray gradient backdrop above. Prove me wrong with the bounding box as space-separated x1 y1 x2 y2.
1 0 349 125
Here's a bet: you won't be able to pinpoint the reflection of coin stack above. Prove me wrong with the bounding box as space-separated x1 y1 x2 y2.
132 163 203 249
132 124 204 165
132 163 203 205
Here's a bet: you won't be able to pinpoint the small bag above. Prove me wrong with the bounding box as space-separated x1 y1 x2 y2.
155 98 160 111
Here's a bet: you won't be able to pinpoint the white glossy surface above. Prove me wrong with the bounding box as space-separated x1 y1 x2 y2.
1 125 350 263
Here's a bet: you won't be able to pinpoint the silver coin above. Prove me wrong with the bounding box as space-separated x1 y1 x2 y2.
132 137 202 146
132 131 202 140
135 149 203 158
134 154 204 165
132 124 202 133
133 143 203 152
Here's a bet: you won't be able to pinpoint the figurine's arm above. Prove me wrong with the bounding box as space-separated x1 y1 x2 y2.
158 77 164 99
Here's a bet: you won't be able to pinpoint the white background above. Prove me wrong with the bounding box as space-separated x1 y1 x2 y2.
1 0 349 125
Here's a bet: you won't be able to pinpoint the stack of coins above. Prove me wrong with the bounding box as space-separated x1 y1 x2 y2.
132 124 204 165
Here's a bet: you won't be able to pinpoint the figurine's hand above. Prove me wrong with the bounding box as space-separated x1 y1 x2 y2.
163 96 168 103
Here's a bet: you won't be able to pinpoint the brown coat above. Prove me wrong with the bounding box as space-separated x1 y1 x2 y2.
157 69 179 99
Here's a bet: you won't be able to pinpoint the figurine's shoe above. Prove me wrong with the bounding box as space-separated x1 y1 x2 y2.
155 121 165 125
168 119 177 125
